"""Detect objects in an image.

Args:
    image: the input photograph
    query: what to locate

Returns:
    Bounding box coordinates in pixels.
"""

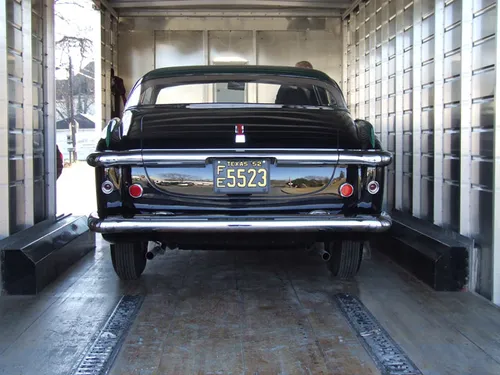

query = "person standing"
[111,68,127,119]
[275,61,320,105]
[56,145,63,180]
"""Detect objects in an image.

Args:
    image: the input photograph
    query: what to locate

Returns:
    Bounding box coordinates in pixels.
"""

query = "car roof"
[142,65,338,84]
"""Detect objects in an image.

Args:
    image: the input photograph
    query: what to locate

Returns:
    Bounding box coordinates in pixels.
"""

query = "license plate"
[214,159,270,194]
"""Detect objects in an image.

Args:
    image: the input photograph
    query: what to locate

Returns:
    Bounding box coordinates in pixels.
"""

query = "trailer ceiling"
[102,0,352,16]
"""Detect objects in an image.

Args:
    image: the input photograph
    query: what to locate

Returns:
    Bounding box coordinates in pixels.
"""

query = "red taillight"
[128,184,143,198]
[367,181,380,194]
[339,183,354,198]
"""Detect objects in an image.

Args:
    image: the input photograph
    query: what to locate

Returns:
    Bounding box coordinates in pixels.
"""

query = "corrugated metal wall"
[343,0,498,300]
[1,0,56,240]
[95,2,118,129]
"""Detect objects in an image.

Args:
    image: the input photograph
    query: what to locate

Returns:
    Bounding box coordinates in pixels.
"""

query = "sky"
[54,0,96,80]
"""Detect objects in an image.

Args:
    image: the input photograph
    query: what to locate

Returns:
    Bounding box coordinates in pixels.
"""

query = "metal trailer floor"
[1,236,500,375]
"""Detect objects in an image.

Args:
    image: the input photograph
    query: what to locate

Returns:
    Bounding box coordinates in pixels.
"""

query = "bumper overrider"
[88,212,392,233]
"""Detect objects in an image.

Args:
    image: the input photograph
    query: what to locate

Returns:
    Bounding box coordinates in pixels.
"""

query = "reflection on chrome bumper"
[88,212,392,233]
[87,149,393,167]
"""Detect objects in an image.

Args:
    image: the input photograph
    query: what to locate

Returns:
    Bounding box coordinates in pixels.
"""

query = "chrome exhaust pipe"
[316,243,331,262]
[146,242,167,260]
[319,249,331,262]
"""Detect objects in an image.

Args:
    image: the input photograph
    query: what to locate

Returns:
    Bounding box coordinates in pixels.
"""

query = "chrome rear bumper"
[88,212,392,233]
[87,149,393,167]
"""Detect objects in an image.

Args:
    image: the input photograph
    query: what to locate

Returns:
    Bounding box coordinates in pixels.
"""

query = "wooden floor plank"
[0,241,117,375]
[0,296,61,355]
[237,258,331,375]
[0,295,119,375]
[357,252,500,375]
[420,291,500,363]
[112,250,378,375]
[282,253,379,375]
[157,251,245,374]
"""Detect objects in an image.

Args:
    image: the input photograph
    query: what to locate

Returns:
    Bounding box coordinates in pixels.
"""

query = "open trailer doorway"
[54,0,100,216]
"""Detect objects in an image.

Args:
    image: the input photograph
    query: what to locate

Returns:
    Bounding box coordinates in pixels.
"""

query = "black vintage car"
[87,65,392,280]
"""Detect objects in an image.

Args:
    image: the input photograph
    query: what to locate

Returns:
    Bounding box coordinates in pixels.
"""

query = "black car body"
[87,65,392,280]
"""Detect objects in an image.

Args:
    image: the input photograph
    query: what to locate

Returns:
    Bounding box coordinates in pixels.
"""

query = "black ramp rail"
[0,215,95,294]
[73,295,144,375]
[335,293,423,375]
[373,210,470,291]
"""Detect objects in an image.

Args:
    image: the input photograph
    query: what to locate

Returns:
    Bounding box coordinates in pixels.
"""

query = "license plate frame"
[213,159,270,194]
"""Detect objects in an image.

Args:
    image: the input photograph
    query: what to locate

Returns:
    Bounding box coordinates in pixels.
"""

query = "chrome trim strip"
[87,149,393,167]
[87,212,392,233]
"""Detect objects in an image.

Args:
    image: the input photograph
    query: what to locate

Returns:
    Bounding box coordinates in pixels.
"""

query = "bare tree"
[54,0,94,163]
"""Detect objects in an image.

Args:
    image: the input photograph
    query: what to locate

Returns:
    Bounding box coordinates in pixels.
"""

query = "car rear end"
[88,68,392,243]
[87,66,393,280]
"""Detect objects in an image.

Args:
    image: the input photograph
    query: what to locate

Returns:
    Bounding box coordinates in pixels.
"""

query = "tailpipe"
[316,243,331,262]
[146,242,167,260]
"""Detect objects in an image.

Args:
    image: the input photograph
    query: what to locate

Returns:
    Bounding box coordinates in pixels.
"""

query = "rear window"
[125,76,346,109]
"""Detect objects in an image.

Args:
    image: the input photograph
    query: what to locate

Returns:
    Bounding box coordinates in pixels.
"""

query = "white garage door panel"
[117,19,344,105]
[256,30,342,82]
[118,31,155,95]
[209,30,254,65]
[155,30,204,68]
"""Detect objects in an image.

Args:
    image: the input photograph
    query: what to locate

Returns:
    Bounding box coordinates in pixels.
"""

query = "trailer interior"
[1,0,500,374]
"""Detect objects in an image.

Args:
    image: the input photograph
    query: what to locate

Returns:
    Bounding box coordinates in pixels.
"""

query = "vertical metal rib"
[0,0,9,237]
[394,0,405,210]
[44,0,57,219]
[335,293,423,375]
[250,29,258,102]
[433,0,445,226]
[358,2,366,120]
[342,18,349,94]
[412,0,422,218]
[492,0,500,305]
[22,0,35,228]
[380,1,390,211]
[368,3,376,128]
[93,6,103,131]
[102,10,111,123]
[349,14,356,111]
[459,0,473,237]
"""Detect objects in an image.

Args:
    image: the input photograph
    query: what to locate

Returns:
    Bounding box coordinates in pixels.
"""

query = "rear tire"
[326,240,364,279]
[110,242,148,280]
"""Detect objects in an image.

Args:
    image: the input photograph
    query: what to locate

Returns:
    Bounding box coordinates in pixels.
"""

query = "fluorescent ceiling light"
[212,56,248,64]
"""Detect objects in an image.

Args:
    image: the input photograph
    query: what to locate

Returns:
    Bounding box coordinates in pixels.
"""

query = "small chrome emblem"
[235,124,246,143]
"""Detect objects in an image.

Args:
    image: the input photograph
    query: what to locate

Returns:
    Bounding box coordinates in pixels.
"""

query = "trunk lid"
[132,107,358,205]
[135,107,359,149]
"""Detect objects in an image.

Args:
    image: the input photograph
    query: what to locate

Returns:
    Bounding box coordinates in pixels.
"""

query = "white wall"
[117,17,343,100]
[57,129,98,162]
